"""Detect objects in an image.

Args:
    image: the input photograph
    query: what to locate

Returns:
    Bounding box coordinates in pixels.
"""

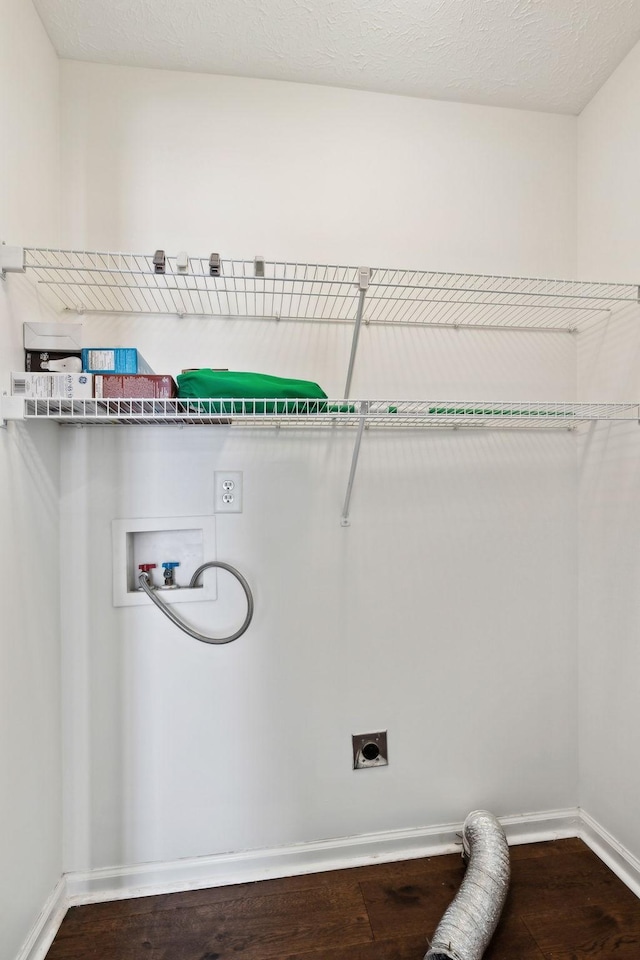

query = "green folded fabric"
[180,398,339,414]
[177,369,339,415]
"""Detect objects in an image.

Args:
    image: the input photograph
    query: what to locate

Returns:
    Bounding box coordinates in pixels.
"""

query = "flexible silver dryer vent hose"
[425,810,510,960]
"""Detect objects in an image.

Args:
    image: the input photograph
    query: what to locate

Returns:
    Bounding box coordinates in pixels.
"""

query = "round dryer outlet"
[352,731,388,769]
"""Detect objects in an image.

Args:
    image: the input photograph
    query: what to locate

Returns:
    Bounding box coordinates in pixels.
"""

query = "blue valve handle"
[162,562,180,569]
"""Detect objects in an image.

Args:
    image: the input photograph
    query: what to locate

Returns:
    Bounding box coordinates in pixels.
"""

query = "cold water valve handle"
[161,561,180,588]
[138,560,254,645]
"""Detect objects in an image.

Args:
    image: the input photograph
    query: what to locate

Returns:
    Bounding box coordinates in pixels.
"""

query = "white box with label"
[23,321,83,351]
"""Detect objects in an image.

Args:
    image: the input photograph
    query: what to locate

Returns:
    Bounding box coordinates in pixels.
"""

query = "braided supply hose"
[138,561,253,644]
[425,810,510,960]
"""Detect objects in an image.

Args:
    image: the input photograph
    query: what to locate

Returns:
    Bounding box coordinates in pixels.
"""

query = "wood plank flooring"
[45,838,640,960]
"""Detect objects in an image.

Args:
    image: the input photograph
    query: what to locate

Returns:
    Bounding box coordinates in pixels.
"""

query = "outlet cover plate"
[214,471,243,513]
[352,731,388,770]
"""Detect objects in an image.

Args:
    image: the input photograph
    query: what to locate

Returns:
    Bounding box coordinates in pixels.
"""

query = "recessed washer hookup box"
[94,375,177,399]
[81,348,154,375]
[11,372,93,398]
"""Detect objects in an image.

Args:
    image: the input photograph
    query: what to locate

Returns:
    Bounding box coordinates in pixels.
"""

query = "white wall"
[60,61,577,275]
[58,61,580,874]
[578,39,640,283]
[577,38,640,862]
[0,1,59,246]
[1,9,638,946]
[0,1,61,957]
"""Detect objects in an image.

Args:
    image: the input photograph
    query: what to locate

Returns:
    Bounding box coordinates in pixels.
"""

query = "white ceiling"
[33,0,640,115]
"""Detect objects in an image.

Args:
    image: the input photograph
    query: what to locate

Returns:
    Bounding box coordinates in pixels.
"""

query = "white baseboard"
[15,877,67,960]
[501,807,581,846]
[580,809,640,898]
[65,807,580,905]
[18,806,640,960]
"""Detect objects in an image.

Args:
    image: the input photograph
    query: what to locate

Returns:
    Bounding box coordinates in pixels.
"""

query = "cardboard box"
[94,375,177,399]
[11,372,93,399]
[23,321,83,351]
[82,348,153,375]
[25,350,82,372]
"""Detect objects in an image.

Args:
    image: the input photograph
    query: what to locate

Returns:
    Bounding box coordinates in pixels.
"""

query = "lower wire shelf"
[3,397,640,429]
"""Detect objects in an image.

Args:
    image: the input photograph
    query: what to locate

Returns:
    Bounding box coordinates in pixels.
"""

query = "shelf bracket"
[0,395,25,428]
[343,267,370,398]
[341,401,368,526]
[0,244,25,280]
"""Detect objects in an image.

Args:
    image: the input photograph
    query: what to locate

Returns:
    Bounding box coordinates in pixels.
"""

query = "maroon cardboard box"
[94,374,177,399]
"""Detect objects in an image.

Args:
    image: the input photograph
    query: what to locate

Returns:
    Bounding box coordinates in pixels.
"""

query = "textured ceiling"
[33,0,640,114]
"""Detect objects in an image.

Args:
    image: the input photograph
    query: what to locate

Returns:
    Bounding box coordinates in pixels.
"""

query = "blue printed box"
[81,348,153,375]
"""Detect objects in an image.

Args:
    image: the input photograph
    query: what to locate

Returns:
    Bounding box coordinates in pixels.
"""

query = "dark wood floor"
[45,838,640,959]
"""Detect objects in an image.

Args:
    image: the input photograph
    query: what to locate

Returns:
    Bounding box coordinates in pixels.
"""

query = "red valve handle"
[138,563,157,572]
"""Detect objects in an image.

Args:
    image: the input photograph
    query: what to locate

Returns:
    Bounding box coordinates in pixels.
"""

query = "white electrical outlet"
[214,471,243,513]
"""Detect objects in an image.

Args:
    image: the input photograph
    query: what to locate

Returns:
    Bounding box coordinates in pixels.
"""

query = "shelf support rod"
[343,267,370,398]
[341,401,369,526]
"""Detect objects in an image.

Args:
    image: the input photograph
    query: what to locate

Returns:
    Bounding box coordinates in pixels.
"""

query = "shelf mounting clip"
[153,249,166,274]
[0,244,25,280]
[0,395,25,428]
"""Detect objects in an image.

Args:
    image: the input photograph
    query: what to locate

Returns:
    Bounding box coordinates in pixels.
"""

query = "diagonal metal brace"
[341,400,369,526]
[343,267,370,398]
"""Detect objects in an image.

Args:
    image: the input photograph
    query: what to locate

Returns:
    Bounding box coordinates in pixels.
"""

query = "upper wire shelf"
[10,398,640,430]
[22,249,640,333]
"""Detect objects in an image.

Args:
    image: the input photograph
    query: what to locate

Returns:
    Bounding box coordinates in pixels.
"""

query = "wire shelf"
[14,398,640,429]
[23,249,640,332]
